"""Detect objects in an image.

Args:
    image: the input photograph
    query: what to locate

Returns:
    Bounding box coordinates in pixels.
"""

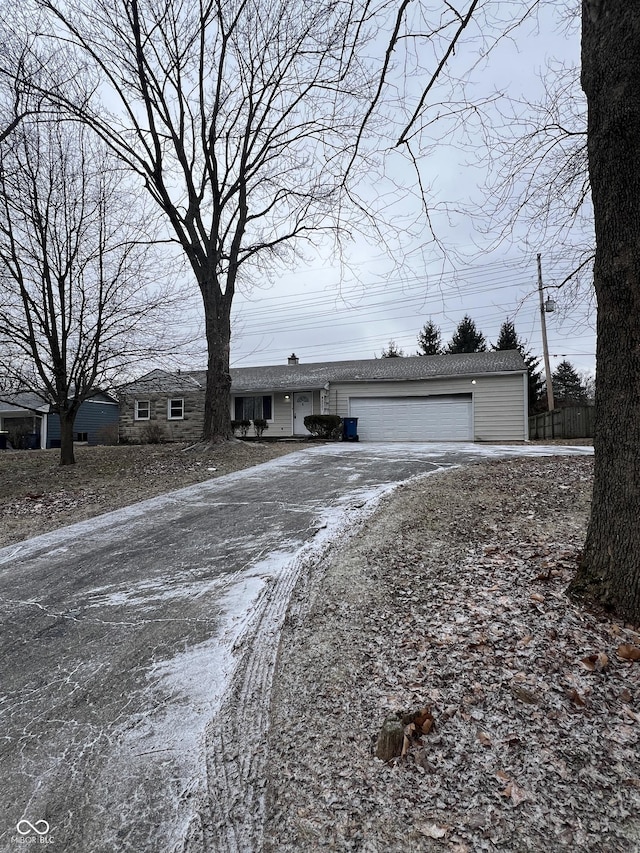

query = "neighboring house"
[0,392,49,449]
[0,391,119,449]
[118,350,528,443]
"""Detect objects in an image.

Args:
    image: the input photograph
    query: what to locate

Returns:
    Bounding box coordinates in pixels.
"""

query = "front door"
[293,392,313,435]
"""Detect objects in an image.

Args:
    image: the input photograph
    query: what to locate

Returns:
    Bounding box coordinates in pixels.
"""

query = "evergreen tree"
[493,319,520,351]
[493,319,545,412]
[380,339,405,358]
[417,319,443,355]
[552,360,587,406]
[446,315,487,354]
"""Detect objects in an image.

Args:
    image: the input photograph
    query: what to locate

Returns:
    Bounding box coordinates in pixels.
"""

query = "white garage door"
[349,396,473,441]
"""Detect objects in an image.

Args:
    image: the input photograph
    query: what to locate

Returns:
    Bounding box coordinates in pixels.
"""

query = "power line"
[225,254,596,366]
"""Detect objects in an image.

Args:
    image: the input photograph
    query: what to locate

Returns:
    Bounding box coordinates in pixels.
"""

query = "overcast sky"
[184,3,596,376]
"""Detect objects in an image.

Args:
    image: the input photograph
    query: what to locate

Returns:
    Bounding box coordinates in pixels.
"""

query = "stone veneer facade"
[118,389,205,444]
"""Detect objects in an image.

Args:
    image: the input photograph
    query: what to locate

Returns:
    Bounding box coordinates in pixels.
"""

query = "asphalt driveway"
[0,442,593,852]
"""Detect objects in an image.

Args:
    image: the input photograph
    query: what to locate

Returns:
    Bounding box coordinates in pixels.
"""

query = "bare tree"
[567,1,640,623]
[0,17,37,143]
[27,0,521,443]
[0,117,179,464]
[28,0,384,441]
[475,52,594,302]
[0,5,83,143]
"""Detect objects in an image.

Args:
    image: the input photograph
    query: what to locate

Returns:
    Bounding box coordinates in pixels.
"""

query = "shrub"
[303,414,342,439]
[140,422,167,444]
[253,418,268,437]
[95,423,119,446]
[231,419,251,437]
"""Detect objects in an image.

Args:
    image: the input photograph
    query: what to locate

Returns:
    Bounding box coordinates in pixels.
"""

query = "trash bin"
[342,417,359,442]
[0,432,7,450]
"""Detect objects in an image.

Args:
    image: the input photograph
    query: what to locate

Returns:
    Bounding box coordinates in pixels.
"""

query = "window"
[234,395,273,421]
[76,432,88,442]
[168,398,184,420]
[135,400,150,420]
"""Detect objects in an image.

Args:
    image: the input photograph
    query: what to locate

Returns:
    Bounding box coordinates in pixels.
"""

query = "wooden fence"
[528,406,594,440]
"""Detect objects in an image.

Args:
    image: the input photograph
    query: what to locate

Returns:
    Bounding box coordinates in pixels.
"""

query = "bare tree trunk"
[58,410,76,466]
[568,1,640,622]
[202,287,232,443]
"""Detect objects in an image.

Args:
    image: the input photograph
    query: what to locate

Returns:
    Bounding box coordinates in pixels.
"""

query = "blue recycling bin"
[342,417,359,442]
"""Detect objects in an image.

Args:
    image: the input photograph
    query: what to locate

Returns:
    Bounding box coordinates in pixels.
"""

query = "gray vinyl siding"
[263,393,292,437]
[332,373,526,442]
[472,373,527,441]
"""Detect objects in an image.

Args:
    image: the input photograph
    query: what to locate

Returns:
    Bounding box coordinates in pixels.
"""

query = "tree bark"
[58,410,76,466]
[568,1,640,622]
[202,285,233,443]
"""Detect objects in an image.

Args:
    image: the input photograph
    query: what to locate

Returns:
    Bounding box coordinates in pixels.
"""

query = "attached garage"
[330,351,528,442]
[349,395,473,442]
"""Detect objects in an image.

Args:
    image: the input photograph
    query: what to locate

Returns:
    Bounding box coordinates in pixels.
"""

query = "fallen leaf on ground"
[502,780,528,806]
[567,688,586,706]
[418,823,448,839]
[617,644,640,662]
[413,707,435,735]
[580,652,609,671]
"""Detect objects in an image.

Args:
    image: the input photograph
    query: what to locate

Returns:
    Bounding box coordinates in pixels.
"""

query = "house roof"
[118,368,205,394]
[0,388,118,413]
[0,392,50,414]
[229,351,526,392]
[121,351,526,396]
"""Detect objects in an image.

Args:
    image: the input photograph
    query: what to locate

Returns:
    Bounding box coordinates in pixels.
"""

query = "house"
[118,350,528,443]
[0,391,119,449]
[0,392,49,449]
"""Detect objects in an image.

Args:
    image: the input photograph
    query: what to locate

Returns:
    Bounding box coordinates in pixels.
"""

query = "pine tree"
[417,319,443,355]
[446,315,487,354]
[380,339,405,358]
[552,360,587,406]
[493,319,544,412]
[493,319,520,352]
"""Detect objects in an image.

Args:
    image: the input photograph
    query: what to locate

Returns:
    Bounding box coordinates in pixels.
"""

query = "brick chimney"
[287,353,299,365]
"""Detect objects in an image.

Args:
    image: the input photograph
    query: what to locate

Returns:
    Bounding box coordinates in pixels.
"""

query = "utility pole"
[537,253,555,412]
